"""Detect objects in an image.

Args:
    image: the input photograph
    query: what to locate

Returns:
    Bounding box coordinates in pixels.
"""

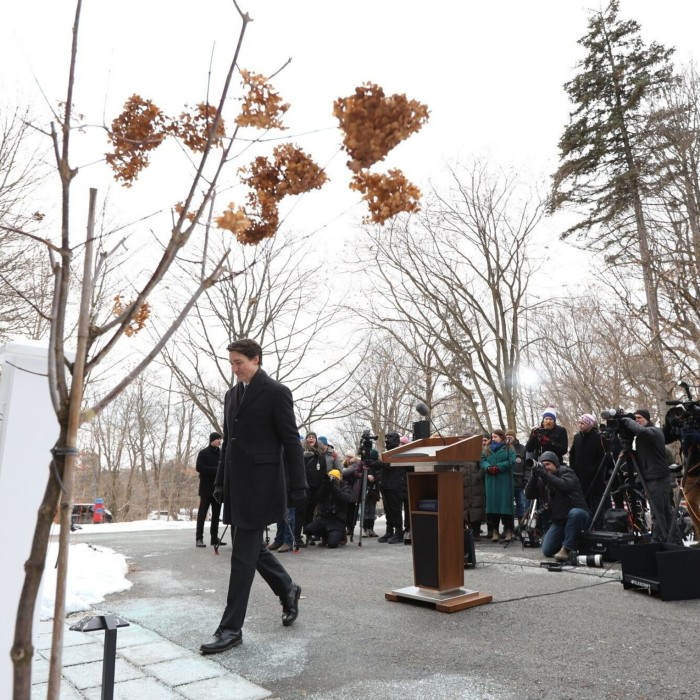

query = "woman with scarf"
[480,429,516,542]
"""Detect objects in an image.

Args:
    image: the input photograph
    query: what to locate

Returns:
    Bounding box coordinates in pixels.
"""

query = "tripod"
[588,445,651,539]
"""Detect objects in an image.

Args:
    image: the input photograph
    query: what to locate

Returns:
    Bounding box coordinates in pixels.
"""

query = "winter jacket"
[304,449,331,489]
[525,463,589,524]
[480,443,515,515]
[510,440,527,488]
[525,423,569,460]
[620,417,672,482]
[315,475,354,526]
[569,428,609,508]
[461,460,485,524]
[196,444,220,498]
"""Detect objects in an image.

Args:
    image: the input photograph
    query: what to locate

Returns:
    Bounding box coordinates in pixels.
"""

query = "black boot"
[387,530,403,544]
[211,536,227,547]
[378,527,394,543]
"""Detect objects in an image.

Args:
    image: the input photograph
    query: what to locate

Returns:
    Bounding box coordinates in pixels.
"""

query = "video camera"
[600,408,635,444]
[358,429,378,463]
[665,399,700,431]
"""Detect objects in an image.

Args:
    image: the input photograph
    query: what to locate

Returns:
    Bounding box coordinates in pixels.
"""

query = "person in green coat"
[480,429,516,542]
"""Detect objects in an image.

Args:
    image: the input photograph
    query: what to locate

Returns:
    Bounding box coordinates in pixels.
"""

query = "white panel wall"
[0,341,60,694]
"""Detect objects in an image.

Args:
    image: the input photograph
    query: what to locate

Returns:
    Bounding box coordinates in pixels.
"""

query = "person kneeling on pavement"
[524,451,591,562]
[303,469,354,548]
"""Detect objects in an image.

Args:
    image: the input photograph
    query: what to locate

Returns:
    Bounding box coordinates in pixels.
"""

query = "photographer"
[301,432,331,546]
[302,469,354,548]
[620,409,682,544]
[525,407,569,463]
[525,451,591,562]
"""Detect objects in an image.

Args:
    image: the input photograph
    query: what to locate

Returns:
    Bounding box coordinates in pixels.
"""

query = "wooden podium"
[382,436,492,613]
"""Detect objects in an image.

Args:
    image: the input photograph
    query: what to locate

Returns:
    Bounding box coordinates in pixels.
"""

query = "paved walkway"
[32,617,273,700]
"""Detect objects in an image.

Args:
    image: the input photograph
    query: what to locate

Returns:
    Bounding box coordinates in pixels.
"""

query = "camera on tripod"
[358,429,378,463]
[600,408,635,443]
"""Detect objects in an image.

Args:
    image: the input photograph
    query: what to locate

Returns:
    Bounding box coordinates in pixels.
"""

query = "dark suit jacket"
[215,368,306,528]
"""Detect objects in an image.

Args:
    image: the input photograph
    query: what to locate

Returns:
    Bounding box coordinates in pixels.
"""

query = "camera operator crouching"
[525,451,591,562]
[302,469,354,548]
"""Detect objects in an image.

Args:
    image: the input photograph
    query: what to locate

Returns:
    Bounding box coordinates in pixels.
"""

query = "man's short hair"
[227,338,262,365]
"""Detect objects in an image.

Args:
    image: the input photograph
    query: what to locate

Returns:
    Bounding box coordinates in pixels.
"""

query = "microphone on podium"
[416,401,446,444]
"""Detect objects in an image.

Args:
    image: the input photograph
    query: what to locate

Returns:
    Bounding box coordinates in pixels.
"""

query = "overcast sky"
[3,1,700,303]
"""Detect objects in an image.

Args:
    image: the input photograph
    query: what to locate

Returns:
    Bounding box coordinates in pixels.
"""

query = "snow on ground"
[41,520,195,620]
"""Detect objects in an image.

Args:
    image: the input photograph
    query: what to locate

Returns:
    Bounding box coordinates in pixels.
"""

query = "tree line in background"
[2,1,699,530]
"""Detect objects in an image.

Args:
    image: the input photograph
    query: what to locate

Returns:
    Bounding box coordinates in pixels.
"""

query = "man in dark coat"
[200,338,307,655]
[525,450,590,561]
[621,409,682,544]
[569,414,611,525]
[195,432,225,547]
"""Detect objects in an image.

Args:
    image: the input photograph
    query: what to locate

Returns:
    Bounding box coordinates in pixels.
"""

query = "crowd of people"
[195,397,691,567]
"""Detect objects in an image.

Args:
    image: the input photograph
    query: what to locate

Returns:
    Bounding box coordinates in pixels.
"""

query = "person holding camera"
[302,468,354,548]
[620,409,682,544]
[525,407,569,463]
[525,451,591,562]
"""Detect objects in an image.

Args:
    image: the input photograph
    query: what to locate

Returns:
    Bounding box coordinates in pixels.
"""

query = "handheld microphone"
[416,401,446,444]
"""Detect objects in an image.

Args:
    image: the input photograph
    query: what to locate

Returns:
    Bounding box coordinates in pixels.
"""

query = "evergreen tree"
[550,0,677,413]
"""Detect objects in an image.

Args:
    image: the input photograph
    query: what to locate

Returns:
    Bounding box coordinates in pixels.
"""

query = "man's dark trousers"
[196,494,222,542]
[218,526,293,630]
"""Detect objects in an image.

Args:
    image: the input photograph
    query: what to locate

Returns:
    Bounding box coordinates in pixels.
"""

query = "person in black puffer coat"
[378,431,406,543]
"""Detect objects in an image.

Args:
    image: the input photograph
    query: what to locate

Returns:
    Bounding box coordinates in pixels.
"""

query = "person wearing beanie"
[301,431,333,546]
[525,406,569,463]
[302,466,354,548]
[377,431,407,543]
[620,409,683,544]
[569,414,614,524]
[525,450,591,562]
[195,432,225,548]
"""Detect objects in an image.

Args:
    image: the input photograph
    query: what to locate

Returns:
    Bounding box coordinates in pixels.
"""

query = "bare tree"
[161,232,359,433]
[9,3,428,697]
[354,161,543,433]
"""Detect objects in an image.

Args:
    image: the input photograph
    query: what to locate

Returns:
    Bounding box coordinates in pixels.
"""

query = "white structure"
[0,341,60,694]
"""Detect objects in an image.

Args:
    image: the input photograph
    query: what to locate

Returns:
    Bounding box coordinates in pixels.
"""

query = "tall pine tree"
[550,0,677,414]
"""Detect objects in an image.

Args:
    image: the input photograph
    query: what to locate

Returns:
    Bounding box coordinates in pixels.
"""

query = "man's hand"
[290,489,306,510]
[213,485,224,504]
[531,463,547,479]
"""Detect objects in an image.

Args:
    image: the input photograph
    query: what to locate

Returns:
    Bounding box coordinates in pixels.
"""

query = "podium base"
[385,585,492,613]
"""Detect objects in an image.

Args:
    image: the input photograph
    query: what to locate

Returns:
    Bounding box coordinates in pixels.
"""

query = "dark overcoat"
[215,368,306,529]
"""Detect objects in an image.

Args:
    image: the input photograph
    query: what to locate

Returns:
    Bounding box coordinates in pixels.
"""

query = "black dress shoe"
[211,538,227,546]
[200,628,242,654]
[281,583,301,627]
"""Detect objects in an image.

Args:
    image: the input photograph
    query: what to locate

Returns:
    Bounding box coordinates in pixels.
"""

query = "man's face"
[634,414,649,427]
[229,350,260,384]
[212,438,222,447]
[542,460,557,473]
[542,417,555,430]
[578,421,593,434]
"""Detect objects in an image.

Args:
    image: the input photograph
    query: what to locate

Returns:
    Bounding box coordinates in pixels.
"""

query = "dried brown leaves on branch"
[106,76,428,243]
[333,82,429,173]
[106,95,169,186]
[170,103,225,152]
[334,82,428,224]
[235,69,289,130]
[217,144,328,244]
[351,169,422,224]
[112,294,151,336]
